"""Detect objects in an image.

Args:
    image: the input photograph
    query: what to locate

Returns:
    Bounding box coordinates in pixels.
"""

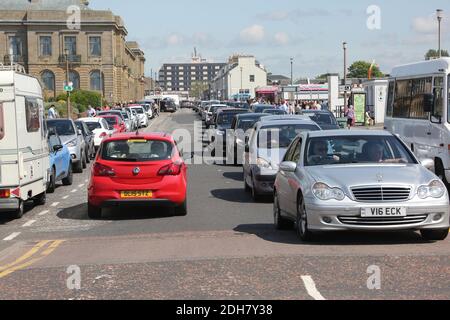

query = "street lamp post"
[343,42,348,113]
[290,58,293,86]
[64,48,71,119]
[437,9,443,58]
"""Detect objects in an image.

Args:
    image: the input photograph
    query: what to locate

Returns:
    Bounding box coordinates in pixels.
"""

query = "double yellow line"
[0,240,64,279]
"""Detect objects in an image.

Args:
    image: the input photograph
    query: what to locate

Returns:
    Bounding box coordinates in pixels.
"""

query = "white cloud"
[412,16,437,34]
[166,34,184,46]
[274,32,289,45]
[239,24,265,45]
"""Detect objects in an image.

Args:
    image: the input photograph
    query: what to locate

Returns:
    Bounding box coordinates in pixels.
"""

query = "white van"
[0,64,49,218]
[385,58,450,184]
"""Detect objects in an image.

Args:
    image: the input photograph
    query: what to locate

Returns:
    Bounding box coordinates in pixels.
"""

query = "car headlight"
[256,158,272,169]
[417,180,446,199]
[312,182,345,201]
[67,140,77,148]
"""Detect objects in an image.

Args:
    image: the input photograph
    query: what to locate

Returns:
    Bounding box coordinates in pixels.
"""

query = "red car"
[99,115,126,133]
[87,133,188,219]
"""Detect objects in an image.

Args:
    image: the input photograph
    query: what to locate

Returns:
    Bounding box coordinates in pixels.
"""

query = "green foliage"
[425,49,450,60]
[347,61,384,79]
[55,90,102,113]
[190,81,209,99]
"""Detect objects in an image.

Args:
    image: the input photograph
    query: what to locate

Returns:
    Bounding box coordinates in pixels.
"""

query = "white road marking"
[38,210,49,216]
[71,189,78,193]
[3,232,21,241]
[301,276,326,300]
[51,202,60,207]
[78,184,85,188]
[22,220,36,227]
[84,179,88,183]
[62,196,69,200]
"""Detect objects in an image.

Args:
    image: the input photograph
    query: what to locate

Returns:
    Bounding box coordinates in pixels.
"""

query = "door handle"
[427,132,432,136]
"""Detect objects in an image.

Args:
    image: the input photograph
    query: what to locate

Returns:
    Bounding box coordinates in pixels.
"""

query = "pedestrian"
[87,105,96,117]
[47,105,58,119]
[345,104,356,130]
[280,101,289,113]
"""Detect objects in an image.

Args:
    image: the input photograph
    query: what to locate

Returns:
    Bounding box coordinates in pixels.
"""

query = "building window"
[89,36,102,56]
[0,103,4,140]
[69,71,80,89]
[90,70,103,91]
[25,98,40,133]
[9,36,22,60]
[41,70,55,91]
[250,75,255,82]
[64,36,77,56]
[39,36,52,56]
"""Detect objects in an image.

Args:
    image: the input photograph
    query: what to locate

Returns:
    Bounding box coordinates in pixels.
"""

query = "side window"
[292,138,302,163]
[393,79,411,118]
[386,80,395,117]
[284,138,299,162]
[25,98,40,132]
[0,103,4,140]
[433,76,444,121]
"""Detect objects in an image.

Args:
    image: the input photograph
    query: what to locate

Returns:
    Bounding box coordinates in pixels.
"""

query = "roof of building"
[0,0,90,10]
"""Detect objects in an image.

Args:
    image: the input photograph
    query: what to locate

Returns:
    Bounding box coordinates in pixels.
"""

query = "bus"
[384,58,450,184]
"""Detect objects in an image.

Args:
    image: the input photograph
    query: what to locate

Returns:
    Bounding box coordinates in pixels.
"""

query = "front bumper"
[304,196,450,231]
[0,198,20,212]
[253,168,277,194]
[67,145,81,162]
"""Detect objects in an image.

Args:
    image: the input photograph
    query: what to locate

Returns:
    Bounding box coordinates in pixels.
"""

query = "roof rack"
[0,63,26,74]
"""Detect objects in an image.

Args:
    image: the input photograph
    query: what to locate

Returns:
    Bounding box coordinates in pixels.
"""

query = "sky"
[90,0,450,79]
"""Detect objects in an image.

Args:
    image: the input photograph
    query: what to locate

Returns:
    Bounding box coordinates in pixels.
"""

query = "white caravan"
[385,58,450,183]
[0,64,48,218]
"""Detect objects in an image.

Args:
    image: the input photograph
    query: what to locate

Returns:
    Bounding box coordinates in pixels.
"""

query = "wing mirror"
[77,129,83,136]
[279,161,297,173]
[421,158,434,171]
[53,145,63,152]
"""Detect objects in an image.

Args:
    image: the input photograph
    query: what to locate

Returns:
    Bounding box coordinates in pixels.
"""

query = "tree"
[425,49,450,60]
[347,61,384,79]
[190,81,209,99]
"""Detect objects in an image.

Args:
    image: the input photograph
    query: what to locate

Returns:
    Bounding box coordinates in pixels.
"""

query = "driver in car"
[111,142,130,159]
[308,140,340,165]
[149,141,169,159]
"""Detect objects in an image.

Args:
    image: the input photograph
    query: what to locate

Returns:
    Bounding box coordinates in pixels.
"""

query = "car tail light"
[93,163,116,177]
[0,189,10,198]
[158,162,183,176]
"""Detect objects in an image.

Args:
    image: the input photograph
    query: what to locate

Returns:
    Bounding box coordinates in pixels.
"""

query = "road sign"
[64,81,73,92]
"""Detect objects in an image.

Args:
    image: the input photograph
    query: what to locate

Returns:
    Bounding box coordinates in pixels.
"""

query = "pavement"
[0,109,448,300]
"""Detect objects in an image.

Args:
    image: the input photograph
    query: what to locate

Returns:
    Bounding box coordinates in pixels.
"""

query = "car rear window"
[101,139,174,162]
[258,124,320,149]
[0,103,4,140]
[47,120,75,136]
[132,108,144,114]
[85,122,101,131]
[103,117,118,125]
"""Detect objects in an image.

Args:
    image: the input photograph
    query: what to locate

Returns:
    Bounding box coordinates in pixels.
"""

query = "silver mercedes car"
[273,130,450,242]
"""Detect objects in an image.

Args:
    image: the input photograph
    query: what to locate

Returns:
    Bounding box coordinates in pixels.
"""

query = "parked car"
[88,133,189,219]
[252,104,277,113]
[226,113,269,165]
[99,115,126,133]
[273,130,450,242]
[181,100,195,109]
[75,120,96,162]
[209,108,249,157]
[243,118,321,201]
[128,105,149,128]
[0,67,48,218]
[141,104,153,119]
[160,99,177,113]
[124,108,139,131]
[97,110,125,122]
[204,104,229,128]
[46,128,73,193]
[78,117,113,151]
[121,111,132,132]
[47,119,86,173]
[299,110,340,130]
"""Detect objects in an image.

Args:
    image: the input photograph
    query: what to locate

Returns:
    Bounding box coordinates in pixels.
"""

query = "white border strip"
[3,232,21,241]
[301,275,326,300]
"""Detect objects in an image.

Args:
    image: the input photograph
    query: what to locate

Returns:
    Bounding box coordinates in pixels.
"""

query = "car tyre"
[86,148,91,164]
[274,192,292,230]
[62,164,73,186]
[88,202,102,219]
[73,160,83,173]
[296,196,315,242]
[34,192,46,206]
[12,200,24,219]
[244,171,251,193]
[174,200,187,216]
[420,229,449,241]
[47,167,56,193]
[82,151,87,169]
[251,175,262,201]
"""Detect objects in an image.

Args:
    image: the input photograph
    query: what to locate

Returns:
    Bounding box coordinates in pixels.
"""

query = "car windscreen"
[122,112,129,119]
[85,122,101,131]
[99,112,122,118]
[305,113,337,125]
[47,120,75,136]
[101,139,174,162]
[209,106,227,113]
[263,109,286,115]
[254,106,274,113]
[237,118,261,131]
[217,112,246,126]
[102,117,118,125]
[132,108,144,114]
[74,122,85,134]
[304,136,417,166]
[258,124,320,149]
